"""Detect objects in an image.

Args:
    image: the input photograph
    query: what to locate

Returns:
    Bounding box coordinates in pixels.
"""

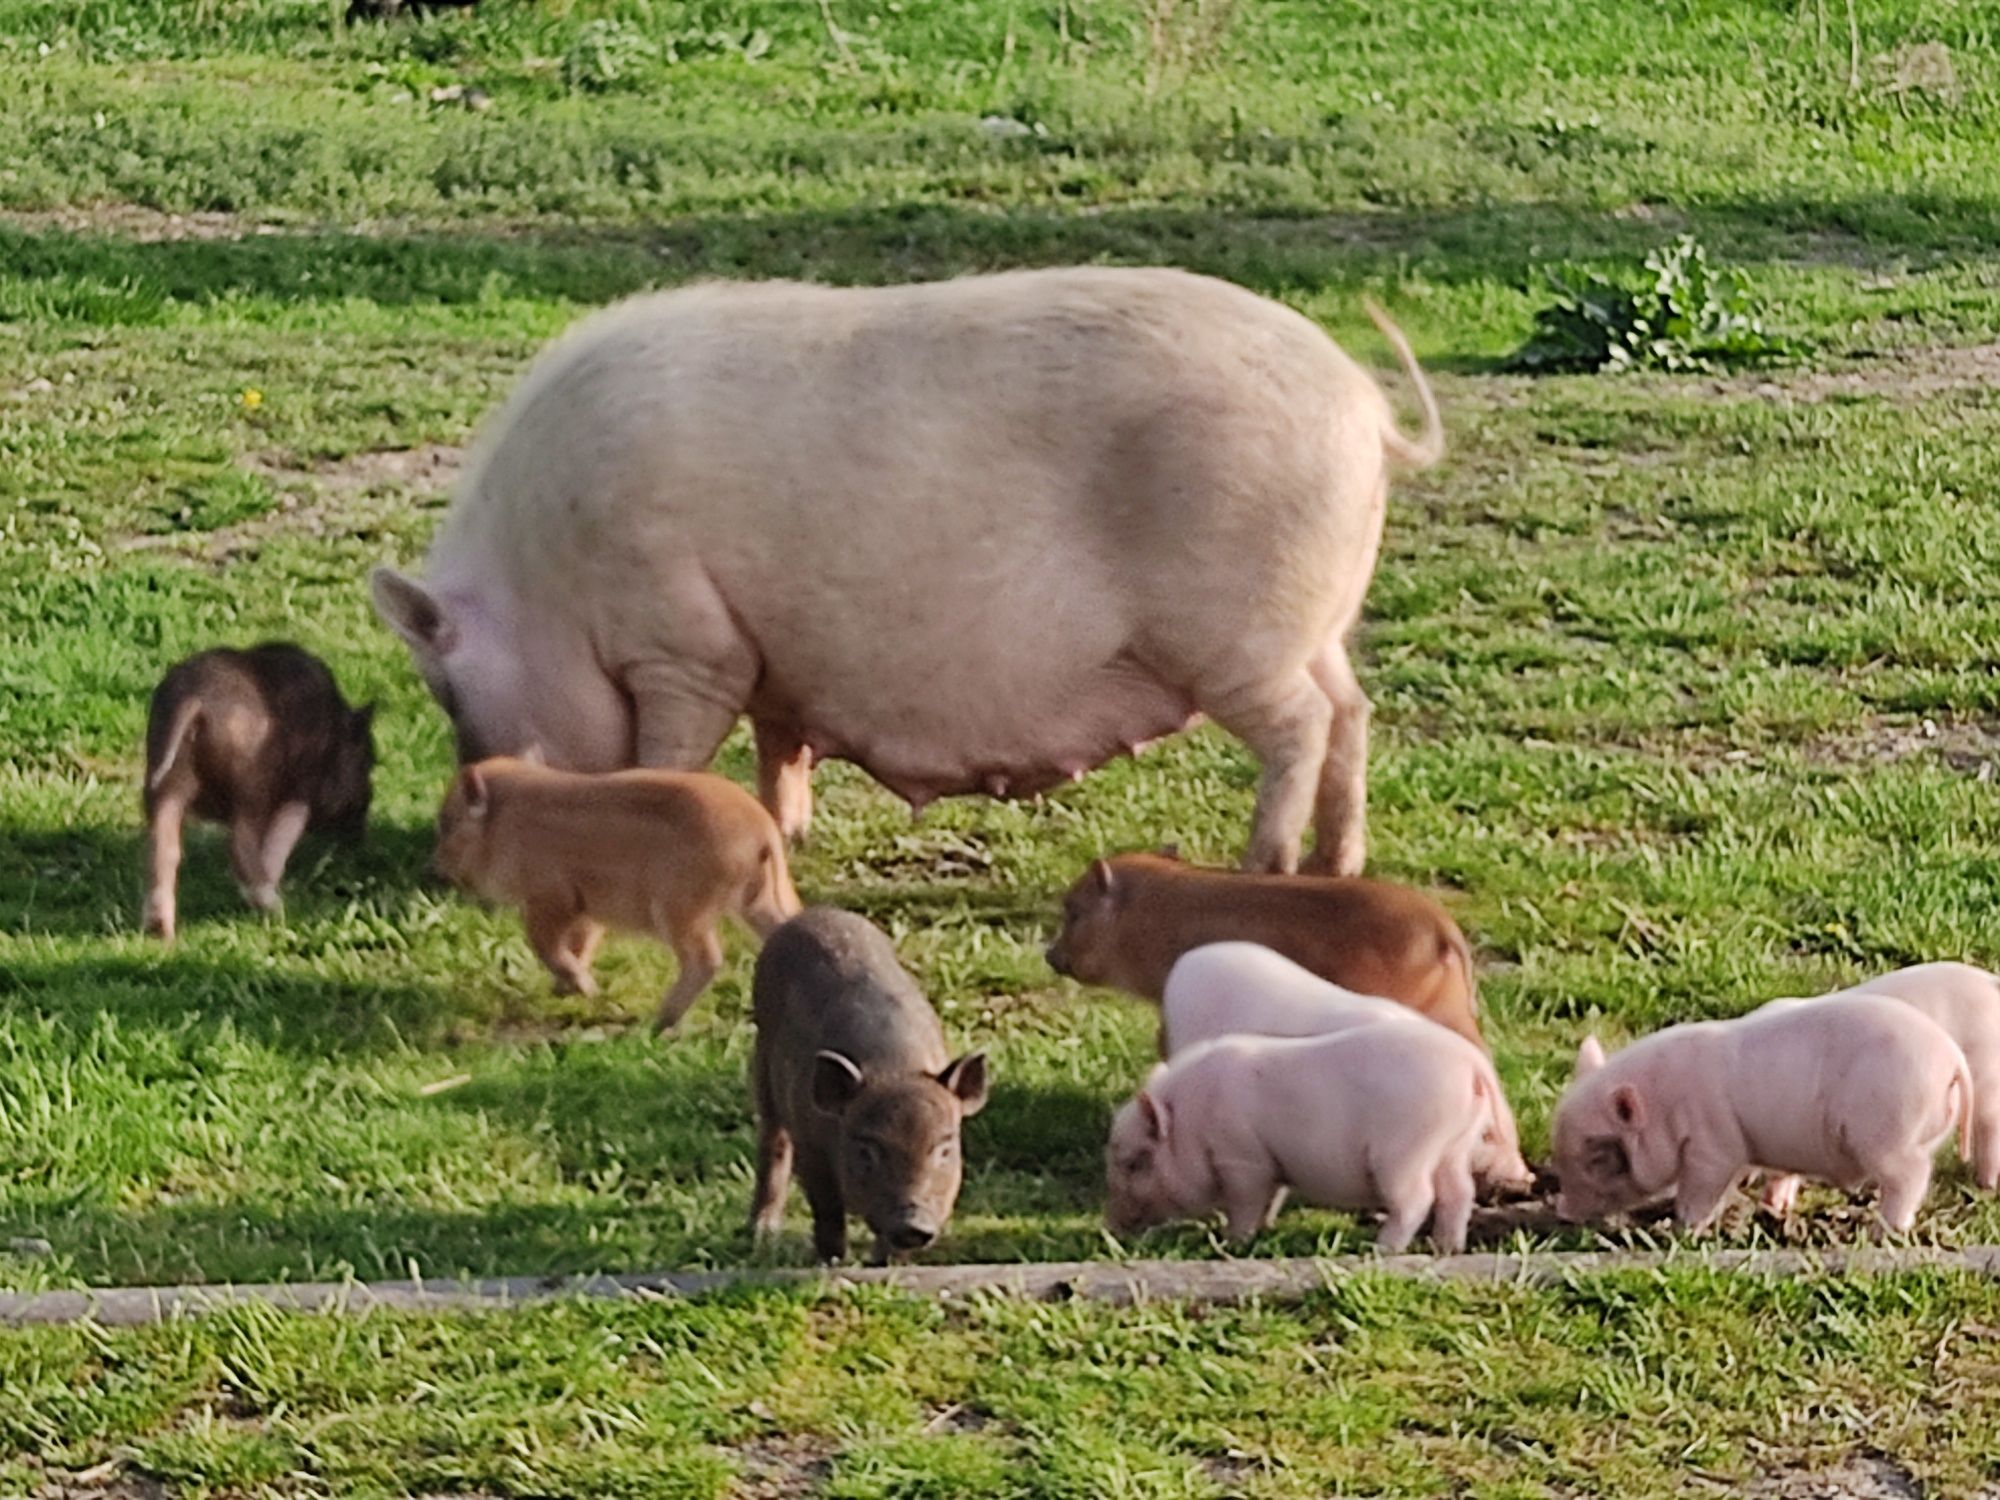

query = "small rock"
[8,1237,53,1258]
[977,115,1035,140]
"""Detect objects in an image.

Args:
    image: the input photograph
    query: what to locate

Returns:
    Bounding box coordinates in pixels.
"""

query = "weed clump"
[1509,235,1799,374]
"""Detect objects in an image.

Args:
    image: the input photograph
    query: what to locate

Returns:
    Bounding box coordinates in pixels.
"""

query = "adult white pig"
[369,267,1442,874]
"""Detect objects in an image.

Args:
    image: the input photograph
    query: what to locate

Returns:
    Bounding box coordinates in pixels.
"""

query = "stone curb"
[5,1245,2000,1327]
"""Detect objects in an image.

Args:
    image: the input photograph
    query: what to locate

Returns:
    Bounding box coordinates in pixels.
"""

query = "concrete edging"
[6,1245,2000,1327]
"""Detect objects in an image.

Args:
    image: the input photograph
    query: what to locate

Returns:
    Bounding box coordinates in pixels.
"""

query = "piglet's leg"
[653,918,724,1033]
[1221,1167,1282,1244]
[1672,1154,1742,1233]
[142,792,191,941]
[1875,1149,1936,1236]
[524,898,595,996]
[564,917,605,987]
[250,800,310,913]
[749,1116,793,1241]
[1371,1158,1437,1254]
[754,720,815,843]
[1759,1173,1803,1218]
[1975,1107,2000,1192]
[228,815,278,914]
[1429,1156,1476,1255]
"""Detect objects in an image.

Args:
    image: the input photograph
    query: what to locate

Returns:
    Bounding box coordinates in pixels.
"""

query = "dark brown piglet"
[141,644,374,941]
[749,908,988,1264]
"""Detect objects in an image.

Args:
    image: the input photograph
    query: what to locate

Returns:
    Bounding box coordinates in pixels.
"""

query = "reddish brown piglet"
[141,643,375,941]
[431,756,801,1031]
[1045,851,1484,1049]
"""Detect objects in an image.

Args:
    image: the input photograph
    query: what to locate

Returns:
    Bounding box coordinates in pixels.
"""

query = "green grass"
[5,0,2000,1491]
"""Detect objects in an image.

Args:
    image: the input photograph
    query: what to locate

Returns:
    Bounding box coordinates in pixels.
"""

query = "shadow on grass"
[2,819,441,940]
[3,191,1993,336]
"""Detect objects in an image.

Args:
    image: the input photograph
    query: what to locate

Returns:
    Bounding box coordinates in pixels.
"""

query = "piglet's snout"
[885,1211,939,1252]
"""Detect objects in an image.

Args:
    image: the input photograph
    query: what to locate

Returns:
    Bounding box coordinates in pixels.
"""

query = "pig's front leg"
[748,1118,793,1241]
[228,813,281,914]
[794,1143,848,1263]
[524,897,596,996]
[1759,1172,1803,1219]
[1672,1151,1743,1233]
[754,720,815,843]
[1220,1165,1282,1244]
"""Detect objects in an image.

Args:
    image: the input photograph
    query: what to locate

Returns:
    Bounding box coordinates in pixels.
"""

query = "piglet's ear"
[462,765,490,819]
[938,1051,989,1117]
[1088,859,1115,898]
[1137,1089,1168,1143]
[812,1051,865,1116]
[1575,1035,1607,1077]
[1610,1082,1644,1129]
[370,567,453,654]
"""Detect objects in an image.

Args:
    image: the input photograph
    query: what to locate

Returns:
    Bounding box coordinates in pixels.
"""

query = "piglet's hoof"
[244,884,282,915]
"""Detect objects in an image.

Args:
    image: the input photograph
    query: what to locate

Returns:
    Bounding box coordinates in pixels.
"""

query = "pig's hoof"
[552,973,598,999]
[141,904,175,942]
[244,884,282,915]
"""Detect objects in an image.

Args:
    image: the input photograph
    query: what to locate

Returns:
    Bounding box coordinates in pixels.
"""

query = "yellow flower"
[239,388,264,410]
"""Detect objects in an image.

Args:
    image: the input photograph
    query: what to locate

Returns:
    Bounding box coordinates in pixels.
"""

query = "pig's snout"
[879,1204,941,1253]
[1045,941,1070,976]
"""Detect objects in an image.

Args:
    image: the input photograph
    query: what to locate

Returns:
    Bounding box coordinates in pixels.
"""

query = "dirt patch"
[1739,1454,1924,1498]
[1805,717,2000,779]
[1696,343,2000,405]
[730,1435,835,1499]
[0,204,287,242]
[32,1464,167,1500]
[123,443,462,563]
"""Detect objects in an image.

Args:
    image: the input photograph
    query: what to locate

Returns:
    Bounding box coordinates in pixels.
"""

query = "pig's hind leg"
[1371,1160,1438,1254]
[1302,641,1371,877]
[652,912,724,1033]
[1428,1154,1476,1254]
[754,720,815,843]
[1873,1147,1937,1236]
[1203,673,1332,875]
[141,790,192,941]
[1974,1100,2000,1192]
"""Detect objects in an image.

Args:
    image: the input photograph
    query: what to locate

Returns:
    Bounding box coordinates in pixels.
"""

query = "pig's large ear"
[1575,1036,1607,1077]
[1088,859,1115,899]
[1609,1082,1645,1129]
[461,765,491,819]
[370,567,454,655]
[1137,1088,1168,1142]
[812,1051,865,1116]
[938,1051,989,1118]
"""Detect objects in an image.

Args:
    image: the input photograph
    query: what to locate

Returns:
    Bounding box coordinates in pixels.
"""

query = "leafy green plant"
[1509,235,1799,373]
[560,19,661,93]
